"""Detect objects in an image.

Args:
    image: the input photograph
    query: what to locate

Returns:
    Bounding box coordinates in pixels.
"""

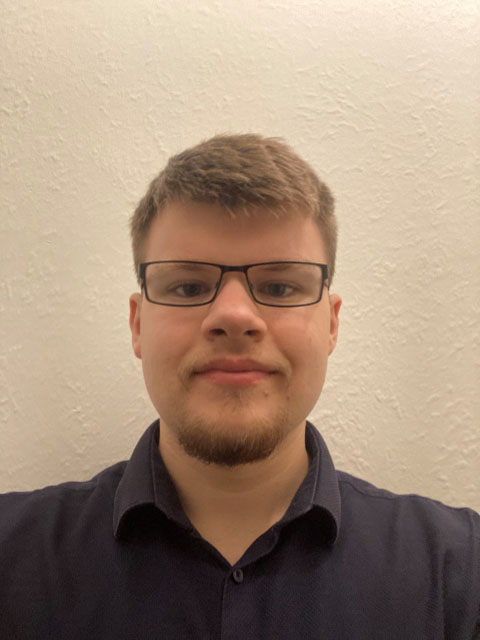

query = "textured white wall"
[1,0,479,511]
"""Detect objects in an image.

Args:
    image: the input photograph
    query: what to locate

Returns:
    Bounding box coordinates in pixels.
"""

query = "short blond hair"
[130,134,337,283]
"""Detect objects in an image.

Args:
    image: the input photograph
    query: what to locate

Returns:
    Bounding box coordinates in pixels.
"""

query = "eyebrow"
[255,263,301,271]
[155,262,215,273]
[149,260,314,273]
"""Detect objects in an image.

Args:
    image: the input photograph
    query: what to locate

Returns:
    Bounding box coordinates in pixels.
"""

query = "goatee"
[169,404,292,467]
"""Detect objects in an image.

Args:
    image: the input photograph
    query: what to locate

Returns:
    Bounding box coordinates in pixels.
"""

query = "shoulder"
[331,472,480,634]
[0,461,127,544]
[336,470,480,584]
[336,469,480,532]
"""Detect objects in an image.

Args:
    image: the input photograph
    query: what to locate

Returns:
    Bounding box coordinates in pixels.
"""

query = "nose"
[200,274,267,342]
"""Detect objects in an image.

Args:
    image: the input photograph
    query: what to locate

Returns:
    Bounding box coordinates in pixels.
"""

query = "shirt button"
[232,569,244,584]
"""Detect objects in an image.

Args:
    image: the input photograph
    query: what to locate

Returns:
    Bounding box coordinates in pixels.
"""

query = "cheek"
[279,313,329,359]
[298,337,328,377]
[140,311,203,379]
[140,318,181,373]
[282,322,330,388]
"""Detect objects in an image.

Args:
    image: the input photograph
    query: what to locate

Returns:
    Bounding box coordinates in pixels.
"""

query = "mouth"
[194,358,276,386]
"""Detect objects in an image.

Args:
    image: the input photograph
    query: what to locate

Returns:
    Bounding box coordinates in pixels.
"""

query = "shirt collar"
[113,420,341,545]
[284,421,341,544]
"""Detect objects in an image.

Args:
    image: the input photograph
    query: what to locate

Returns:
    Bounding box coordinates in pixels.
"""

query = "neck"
[158,421,309,563]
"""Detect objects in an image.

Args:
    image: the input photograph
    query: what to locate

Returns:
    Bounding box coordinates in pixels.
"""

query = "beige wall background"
[1,0,479,511]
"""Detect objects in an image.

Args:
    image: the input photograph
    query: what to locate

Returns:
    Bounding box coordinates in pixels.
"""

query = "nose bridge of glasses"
[216,265,254,299]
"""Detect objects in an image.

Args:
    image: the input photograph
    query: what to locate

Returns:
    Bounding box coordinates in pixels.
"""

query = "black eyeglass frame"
[138,260,329,308]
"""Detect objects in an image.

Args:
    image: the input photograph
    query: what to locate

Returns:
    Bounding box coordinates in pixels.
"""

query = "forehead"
[144,201,327,264]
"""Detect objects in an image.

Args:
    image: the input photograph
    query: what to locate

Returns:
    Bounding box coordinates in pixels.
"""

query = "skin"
[129,201,341,564]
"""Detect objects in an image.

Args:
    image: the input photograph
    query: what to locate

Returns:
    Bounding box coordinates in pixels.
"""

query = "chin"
[164,404,293,466]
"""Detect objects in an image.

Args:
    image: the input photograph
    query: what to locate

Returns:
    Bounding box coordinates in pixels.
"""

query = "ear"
[327,293,342,356]
[129,293,143,359]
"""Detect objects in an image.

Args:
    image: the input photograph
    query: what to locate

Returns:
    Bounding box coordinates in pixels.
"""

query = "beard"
[164,390,293,467]
[150,349,297,466]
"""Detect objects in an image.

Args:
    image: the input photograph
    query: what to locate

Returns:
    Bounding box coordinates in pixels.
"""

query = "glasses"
[138,261,329,308]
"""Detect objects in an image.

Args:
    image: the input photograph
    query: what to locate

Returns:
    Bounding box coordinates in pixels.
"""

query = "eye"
[169,281,212,298]
[260,282,296,298]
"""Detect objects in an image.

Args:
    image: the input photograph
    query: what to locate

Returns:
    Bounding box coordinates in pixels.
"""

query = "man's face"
[129,201,341,466]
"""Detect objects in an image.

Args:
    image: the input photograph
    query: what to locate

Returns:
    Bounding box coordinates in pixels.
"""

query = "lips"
[194,358,275,386]
[195,358,275,374]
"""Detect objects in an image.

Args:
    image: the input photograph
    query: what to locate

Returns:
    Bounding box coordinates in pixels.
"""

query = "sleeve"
[472,522,480,640]
[473,618,480,640]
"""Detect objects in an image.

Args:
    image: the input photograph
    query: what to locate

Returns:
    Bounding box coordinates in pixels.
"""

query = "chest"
[3,527,473,640]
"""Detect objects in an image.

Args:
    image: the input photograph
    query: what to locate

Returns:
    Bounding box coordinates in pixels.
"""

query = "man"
[0,134,479,639]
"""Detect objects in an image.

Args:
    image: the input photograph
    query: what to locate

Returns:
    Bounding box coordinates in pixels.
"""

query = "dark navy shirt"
[0,421,479,639]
